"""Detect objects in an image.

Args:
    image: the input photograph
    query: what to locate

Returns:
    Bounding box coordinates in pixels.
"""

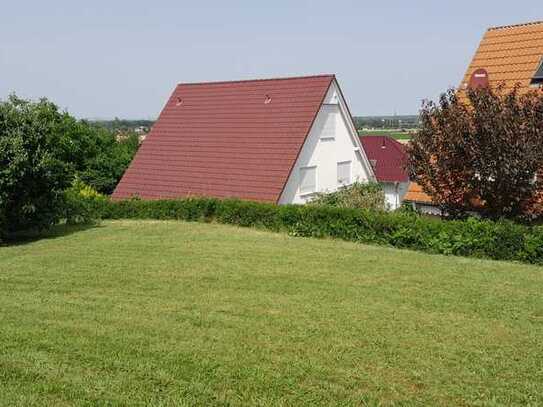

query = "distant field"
[1,220,542,406]
[358,129,415,141]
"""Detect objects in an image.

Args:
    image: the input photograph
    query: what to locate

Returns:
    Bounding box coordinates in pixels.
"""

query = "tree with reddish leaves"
[407,85,543,219]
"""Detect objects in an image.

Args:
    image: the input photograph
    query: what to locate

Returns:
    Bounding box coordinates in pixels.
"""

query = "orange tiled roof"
[404,182,433,204]
[460,20,543,92]
[407,21,543,207]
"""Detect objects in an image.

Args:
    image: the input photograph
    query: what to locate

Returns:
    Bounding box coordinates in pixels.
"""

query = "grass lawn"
[1,220,542,406]
[358,130,413,140]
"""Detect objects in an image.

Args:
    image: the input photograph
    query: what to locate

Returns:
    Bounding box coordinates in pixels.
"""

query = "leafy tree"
[0,96,73,237]
[79,132,140,194]
[0,95,141,238]
[407,86,543,219]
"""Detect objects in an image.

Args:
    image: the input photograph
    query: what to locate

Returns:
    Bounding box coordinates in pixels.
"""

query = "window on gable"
[320,105,338,140]
[531,58,543,86]
[337,161,351,186]
[299,166,317,194]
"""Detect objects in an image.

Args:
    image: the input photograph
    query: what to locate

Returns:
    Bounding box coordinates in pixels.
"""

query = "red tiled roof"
[112,75,335,202]
[359,136,409,182]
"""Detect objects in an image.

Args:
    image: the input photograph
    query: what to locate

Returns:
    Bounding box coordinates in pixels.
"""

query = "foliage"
[407,86,543,219]
[63,178,107,225]
[50,114,139,194]
[77,130,139,194]
[308,182,386,211]
[75,195,543,264]
[89,118,154,132]
[353,115,420,130]
[0,94,140,238]
[0,95,73,238]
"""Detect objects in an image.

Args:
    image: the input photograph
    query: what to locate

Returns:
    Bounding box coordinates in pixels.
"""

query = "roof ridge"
[488,20,543,31]
[178,74,335,87]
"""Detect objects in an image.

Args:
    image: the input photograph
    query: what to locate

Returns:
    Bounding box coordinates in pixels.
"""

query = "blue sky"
[1,1,541,118]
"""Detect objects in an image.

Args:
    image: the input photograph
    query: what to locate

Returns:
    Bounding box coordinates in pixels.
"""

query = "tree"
[0,95,141,238]
[79,132,140,194]
[407,86,543,219]
[0,96,73,237]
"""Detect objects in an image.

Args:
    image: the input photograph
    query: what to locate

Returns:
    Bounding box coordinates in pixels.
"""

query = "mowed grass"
[1,220,542,406]
[359,130,413,140]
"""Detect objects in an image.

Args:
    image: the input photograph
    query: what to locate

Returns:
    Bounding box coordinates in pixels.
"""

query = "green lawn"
[1,220,542,406]
[358,130,413,140]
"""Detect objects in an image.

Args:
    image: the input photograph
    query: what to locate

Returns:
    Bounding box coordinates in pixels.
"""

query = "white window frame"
[299,166,317,195]
[337,161,351,186]
[319,104,338,141]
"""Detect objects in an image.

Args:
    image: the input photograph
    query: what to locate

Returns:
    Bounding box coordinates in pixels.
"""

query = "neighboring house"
[460,20,543,93]
[404,182,443,216]
[113,75,375,203]
[359,136,409,210]
[405,20,543,214]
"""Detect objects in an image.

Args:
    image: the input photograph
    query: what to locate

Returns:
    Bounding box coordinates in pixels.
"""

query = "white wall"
[412,202,443,217]
[278,80,374,204]
[383,181,409,210]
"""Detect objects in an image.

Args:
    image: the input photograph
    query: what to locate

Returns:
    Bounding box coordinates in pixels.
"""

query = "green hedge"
[84,197,543,265]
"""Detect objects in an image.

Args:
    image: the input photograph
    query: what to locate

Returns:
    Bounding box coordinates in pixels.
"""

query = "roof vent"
[468,68,490,89]
[264,95,272,104]
[530,59,543,87]
[175,97,183,106]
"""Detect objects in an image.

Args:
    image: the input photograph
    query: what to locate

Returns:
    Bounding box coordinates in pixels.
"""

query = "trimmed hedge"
[85,197,543,265]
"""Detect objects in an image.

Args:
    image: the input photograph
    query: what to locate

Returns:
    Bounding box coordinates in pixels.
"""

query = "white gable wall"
[278,80,375,204]
[382,181,409,210]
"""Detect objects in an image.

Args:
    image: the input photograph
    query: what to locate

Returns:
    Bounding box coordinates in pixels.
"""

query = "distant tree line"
[90,118,155,133]
[353,115,420,130]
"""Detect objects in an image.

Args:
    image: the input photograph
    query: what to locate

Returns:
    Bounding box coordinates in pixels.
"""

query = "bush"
[0,96,73,239]
[63,179,108,225]
[88,196,543,265]
[308,182,386,210]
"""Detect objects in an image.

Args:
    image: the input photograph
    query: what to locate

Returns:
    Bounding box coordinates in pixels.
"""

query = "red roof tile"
[359,136,409,182]
[112,75,335,202]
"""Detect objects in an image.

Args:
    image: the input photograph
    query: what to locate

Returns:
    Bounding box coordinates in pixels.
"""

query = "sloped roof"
[404,182,433,204]
[359,136,408,182]
[408,20,543,207]
[460,20,543,92]
[112,75,335,202]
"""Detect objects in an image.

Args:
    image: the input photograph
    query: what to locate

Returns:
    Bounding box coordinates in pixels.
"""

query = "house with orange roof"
[405,20,543,214]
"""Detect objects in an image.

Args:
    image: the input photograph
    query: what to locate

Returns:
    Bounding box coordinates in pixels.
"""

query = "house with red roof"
[113,75,375,203]
[359,136,409,210]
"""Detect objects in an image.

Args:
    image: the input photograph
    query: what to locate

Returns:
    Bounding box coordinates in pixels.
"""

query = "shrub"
[63,179,108,225]
[309,182,386,211]
[93,197,543,264]
[0,96,73,239]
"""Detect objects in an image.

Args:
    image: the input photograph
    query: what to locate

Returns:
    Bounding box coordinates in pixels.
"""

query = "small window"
[299,166,317,194]
[337,161,351,186]
[320,105,338,140]
[531,58,543,86]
